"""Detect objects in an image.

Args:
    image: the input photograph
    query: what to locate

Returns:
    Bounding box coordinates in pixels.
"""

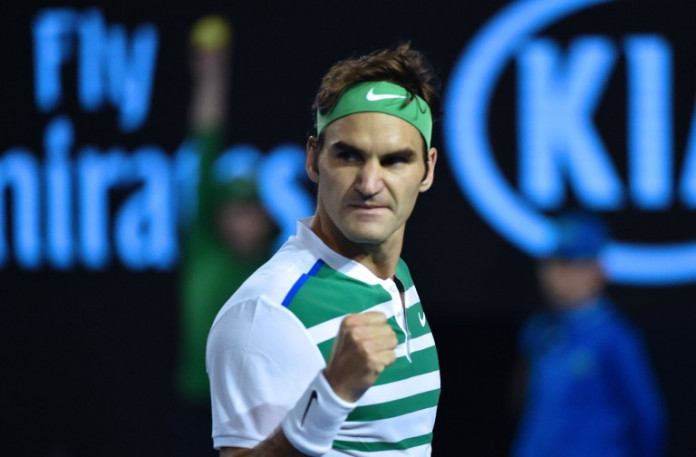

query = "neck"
[310,213,403,280]
[552,293,603,312]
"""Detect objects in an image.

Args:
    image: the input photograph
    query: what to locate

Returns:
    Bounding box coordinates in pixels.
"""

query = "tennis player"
[206,43,441,456]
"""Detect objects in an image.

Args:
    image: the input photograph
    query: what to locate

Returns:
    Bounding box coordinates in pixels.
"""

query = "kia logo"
[445,0,696,285]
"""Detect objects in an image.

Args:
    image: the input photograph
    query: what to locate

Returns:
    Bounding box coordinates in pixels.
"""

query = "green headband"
[316,81,433,148]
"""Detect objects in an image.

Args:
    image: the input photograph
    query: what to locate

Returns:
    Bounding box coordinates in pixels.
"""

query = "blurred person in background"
[172,16,276,456]
[511,211,666,457]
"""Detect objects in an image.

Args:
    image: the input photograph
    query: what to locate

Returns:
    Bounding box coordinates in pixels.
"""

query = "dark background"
[3,0,696,456]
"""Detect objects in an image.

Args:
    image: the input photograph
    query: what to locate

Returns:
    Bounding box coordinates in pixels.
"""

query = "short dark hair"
[311,43,441,174]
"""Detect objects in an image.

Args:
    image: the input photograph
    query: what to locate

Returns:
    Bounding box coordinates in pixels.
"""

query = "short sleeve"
[206,296,326,450]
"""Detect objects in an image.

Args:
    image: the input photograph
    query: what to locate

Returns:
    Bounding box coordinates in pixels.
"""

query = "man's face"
[215,201,273,257]
[538,258,605,309]
[307,112,436,249]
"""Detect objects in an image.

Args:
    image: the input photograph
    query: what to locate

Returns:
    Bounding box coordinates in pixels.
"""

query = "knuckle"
[364,311,385,322]
[348,326,366,342]
[342,314,358,327]
[373,312,387,323]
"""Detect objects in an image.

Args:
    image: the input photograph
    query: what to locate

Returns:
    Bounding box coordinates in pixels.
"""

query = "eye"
[336,149,362,162]
[381,154,411,166]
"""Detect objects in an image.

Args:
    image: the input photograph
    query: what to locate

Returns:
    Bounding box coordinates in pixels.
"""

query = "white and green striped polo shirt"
[207,218,440,455]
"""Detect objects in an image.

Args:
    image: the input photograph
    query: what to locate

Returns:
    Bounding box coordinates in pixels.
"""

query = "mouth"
[347,203,389,214]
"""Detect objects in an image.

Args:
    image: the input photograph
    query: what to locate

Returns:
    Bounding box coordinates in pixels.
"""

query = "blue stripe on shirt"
[281,259,325,308]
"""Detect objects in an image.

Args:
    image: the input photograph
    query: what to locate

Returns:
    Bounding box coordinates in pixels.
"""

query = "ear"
[306,136,320,184]
[419,147,437,192]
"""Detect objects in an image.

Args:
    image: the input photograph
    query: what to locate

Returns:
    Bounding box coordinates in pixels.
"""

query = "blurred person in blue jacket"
[512,211,666,457]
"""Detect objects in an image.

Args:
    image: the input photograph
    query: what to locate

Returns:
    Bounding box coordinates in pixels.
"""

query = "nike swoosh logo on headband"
[366,87,407,102]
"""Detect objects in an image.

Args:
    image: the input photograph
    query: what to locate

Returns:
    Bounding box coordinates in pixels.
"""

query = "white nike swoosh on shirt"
[418,312,427,327]
[366,88,407,101]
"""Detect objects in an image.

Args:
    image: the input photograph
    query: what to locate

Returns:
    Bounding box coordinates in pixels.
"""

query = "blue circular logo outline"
[444,0,696,285]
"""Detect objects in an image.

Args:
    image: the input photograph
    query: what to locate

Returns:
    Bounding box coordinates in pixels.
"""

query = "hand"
[189,16,232,129]
[323,312,398,403]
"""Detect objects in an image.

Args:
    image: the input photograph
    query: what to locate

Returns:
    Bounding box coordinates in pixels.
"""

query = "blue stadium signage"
[0,8,313,270]
[445,0,696,285]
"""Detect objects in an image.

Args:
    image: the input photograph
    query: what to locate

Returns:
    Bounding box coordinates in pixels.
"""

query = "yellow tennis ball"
[190,16,233,50]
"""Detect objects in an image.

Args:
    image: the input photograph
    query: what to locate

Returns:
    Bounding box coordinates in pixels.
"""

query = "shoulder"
[214,240,321,319]
[207,240,325,357]
[593,303,643,342]
[596,305,649,356]
[207,296,317,362]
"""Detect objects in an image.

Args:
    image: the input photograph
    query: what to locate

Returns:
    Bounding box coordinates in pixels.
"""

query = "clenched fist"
[323,312,398,403]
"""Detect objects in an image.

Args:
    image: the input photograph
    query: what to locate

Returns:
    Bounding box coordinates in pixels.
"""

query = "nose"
[354,160,384,198]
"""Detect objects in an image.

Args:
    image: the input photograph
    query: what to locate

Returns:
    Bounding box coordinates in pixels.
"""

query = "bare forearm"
[190,65,228,130]
[220,428,307,457]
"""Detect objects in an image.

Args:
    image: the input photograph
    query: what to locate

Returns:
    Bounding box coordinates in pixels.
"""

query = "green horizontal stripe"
[333,432,432,452]
[290,266,391,328]
[347,388,440,421]
[375,345,439,386]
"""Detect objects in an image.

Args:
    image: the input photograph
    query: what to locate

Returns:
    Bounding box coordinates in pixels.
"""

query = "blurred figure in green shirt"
[172,15,276,456]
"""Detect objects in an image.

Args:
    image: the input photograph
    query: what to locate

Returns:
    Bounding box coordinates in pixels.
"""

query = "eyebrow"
[330,141,363,155]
